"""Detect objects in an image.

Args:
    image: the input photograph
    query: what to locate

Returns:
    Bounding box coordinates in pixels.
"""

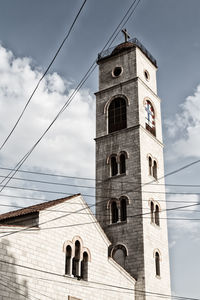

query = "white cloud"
[167,194,200,241]
[165,85,200,158]
[0,44,95,213]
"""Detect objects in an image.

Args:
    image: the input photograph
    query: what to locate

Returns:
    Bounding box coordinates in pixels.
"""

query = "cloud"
[167,193,200,241]
[0,44,95,213]
[165,85,200,159]
[0,44,95,174]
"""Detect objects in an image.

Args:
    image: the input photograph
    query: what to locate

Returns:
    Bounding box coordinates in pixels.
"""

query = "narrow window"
[111,156,118,176]
[145,100,156,136]
[155,205,160,226]
[81,252,88,281]
[120,153,126,174]
[149,156,152,176]
[111,201,119,223]
[155,252,161,277]
[150,201,154,223]
[153,160,157,180]
[72,241,81,277]
[108,98,127,133]
[120,198,127,221]
[65,245,72,275]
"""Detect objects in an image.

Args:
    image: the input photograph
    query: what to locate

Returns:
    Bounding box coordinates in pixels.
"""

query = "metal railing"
[97,38,157,67]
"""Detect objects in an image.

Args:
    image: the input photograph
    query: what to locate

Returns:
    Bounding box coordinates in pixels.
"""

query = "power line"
[1,201,200,215]
[1,217,200,235]
[0,0,141,196]
[1,182,200,199]
[0,191,197,204]
[1,172,200,192]
[0,260,199,300]
[0,195,200,237]
[0,278,32,300]
[0,0,87,152]
[0,272,55,300]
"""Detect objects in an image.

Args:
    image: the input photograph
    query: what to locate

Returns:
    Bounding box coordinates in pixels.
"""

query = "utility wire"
[0,201,200,216]
[0,191,197,204]
[0,0,141,195]
[1,172,200,192]
[0,278,33,300]
[0,260,199,300]
[1,193,200,238]
[0,0,87,151]
[0,272,55,300]
[1,182,200,198]
[1,166,200,189]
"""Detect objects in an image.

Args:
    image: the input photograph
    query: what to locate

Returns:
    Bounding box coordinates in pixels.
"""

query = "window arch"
[111,201,119,223]
[153,160,157,180]
[72,240,81,278]
[119,153,126,174]
[147,155,158,180]
[81,251,89,281]
[150,201,154,223]
[111,156,118,176]
[155,251,161,277]
[149,156,152,176]
[63,238,90,281]
[65,245,72,275]
[120,198,127,222]
[145,100,156,136]
[155,205,160,226]
[150,201,160,227]
[108,97,127,133]
[111,244,128,268]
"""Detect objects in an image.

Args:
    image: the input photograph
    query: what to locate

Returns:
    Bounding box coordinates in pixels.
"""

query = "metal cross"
[122,28,130,42]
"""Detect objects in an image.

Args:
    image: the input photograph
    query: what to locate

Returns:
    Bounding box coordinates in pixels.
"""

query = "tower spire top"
[121,28,130,42]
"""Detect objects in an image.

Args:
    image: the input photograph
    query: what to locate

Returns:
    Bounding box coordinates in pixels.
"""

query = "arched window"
[108,98,127,133]
[145,100,156,136]
[150,201,154,223]
[155,251,161,277]
[120,198,127,221]
[155,205,160,226]
[119,153,126,174]
[72,241,81,277]
[111,156,118,176]
[112,245,127,268]
[153,160,157,180]
[81,252,88,281]
[111,201,119,223]
[149,156,152,176]
[65,245,72,275]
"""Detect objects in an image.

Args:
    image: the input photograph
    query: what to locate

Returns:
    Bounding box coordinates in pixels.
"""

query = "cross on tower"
[122,28,130,42]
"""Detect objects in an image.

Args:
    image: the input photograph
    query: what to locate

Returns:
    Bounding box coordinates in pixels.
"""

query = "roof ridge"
[0,193,80,222]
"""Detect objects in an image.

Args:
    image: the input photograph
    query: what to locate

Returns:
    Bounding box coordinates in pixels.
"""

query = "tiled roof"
[0,194,80,222]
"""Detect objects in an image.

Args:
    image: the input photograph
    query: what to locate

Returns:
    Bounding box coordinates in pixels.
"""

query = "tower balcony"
[97,38,157,68]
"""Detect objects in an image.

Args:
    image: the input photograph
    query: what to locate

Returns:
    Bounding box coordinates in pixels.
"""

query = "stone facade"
[0,195,135,300]
[95,42,171,299]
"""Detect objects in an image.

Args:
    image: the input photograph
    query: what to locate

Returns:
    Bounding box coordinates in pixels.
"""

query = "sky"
[0,0,200,298]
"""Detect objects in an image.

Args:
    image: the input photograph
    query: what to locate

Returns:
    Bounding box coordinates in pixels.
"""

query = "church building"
[0,34,171,299]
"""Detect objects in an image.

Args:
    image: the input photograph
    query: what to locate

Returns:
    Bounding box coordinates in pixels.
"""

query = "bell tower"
[95,35,171,299]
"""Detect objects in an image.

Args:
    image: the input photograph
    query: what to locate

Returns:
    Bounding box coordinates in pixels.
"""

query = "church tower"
[95,34,171,299]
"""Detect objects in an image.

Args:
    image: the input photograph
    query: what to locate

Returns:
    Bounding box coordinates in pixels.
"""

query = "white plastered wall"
[0,195,135,300]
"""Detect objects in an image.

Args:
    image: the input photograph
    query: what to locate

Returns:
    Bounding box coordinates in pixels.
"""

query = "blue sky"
[0,0,200,298]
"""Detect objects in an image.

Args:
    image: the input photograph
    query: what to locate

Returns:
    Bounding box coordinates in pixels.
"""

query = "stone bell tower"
[95,33,171,299]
